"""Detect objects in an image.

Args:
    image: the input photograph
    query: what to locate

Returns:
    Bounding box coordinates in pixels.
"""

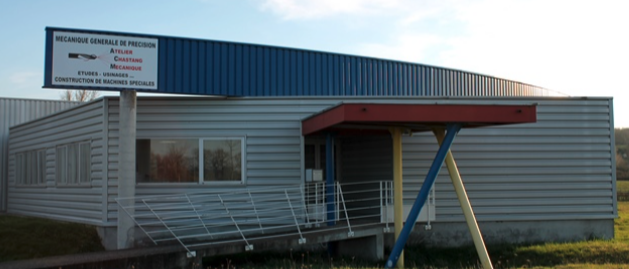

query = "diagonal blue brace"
[385,123,462,268]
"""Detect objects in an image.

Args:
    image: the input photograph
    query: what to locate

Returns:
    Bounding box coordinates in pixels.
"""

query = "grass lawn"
[616,201,629,242]
[2,181,628,267]
[401,198,629,269]
[0,215,104,262]
[619,180,629,201]
[619,180,629,193]
[396,181,628,268]
[206,202,629,268]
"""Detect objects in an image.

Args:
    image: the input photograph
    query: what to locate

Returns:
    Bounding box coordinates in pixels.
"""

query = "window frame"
[136,138,200,185]
[15,148,47,187]
[55,141,92,187]
[35,149,46,185]
[135,137,246,185]
[199,137,246,185]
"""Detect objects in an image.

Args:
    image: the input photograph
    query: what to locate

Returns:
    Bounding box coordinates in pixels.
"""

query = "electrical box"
[305,169,323,182]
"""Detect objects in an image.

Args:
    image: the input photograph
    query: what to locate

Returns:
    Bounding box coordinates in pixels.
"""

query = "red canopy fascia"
[302,103,537,135]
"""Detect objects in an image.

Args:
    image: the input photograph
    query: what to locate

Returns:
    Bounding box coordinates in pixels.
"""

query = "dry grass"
[619,180,629,193]
[619,180,629,201]
[2,182,628,268]
[0,215,104,262]
[617,201,629,242]
[206,201,629,269]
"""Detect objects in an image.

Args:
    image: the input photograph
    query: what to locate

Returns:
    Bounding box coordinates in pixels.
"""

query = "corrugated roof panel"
[44,27,559,97]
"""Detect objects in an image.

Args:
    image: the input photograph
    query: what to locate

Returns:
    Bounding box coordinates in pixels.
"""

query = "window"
[136,139,199,183]
[15,149,46,186]
[56,141,91,185]
[201,138,243,182]
[136,138,245,183]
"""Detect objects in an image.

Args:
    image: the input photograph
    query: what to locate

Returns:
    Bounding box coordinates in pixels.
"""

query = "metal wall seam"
[284,48,290,96]
[101,98,109,223]
[191,41,199,94]
[234,44,240,95]
[269,46,277,96]
[183,40,191,94]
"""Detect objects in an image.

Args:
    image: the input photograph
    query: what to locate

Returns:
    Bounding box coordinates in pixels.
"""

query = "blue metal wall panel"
[197,41,206,95]
[175,39,183,94]
[44,27,555,97]
[183,40,191,94]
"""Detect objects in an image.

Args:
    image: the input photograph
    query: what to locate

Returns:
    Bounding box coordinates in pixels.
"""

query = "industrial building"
[0,28,617,265]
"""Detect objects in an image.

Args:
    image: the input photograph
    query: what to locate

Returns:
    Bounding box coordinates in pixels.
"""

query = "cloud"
[358,0,629,125]
[4,71,59,99]
[337,0,628,95]
[263,0,629,126]
[10,71,41,85]
[260,0,408,20]
[259,0,473,32]
[438,0,629,94]
[356,33,445,64]
[259,0,464,65]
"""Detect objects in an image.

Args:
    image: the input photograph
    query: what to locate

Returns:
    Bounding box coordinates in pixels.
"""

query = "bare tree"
[60,90,100,102]
[210,149,229,180]
[223,139,241,180]
[152,144,196,182]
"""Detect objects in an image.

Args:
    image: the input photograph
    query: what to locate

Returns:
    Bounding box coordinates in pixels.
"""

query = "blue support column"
[385,124,461,268]
[326,132,336,226]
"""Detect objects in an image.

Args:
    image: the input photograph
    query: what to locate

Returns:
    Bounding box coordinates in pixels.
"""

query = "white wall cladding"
[103,96,614,226]
[401,98,615,222]
[1,98,78,211]
[6,100,104,224]
[105,97,338,224]
[8,96,612,227]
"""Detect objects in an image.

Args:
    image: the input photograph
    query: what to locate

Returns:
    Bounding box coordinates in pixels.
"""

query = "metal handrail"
[115,180,422,255]
[336,182,354,237]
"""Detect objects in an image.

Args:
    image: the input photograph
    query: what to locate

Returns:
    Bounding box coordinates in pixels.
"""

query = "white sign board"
[51,31,158,90]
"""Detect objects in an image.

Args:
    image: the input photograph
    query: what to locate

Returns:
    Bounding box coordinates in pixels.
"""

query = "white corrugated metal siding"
[6,100,104,224]
[101,96,614,226]
[401,98,615,222]
[0,98,78,211]
[104,98,335,224]
[7,96,613,228]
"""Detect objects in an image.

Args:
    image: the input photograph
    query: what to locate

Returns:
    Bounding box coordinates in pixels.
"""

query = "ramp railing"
[116,181,399,255]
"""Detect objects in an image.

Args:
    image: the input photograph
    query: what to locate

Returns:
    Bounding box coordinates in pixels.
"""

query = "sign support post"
[117,90,137,249]
[43,29,157,249]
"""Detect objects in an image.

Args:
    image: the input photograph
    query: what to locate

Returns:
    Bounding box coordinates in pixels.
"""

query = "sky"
[0,0,627,127]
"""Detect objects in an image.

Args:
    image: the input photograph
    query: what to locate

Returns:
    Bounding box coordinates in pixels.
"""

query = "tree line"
[59,89,99,102]
[617,128,629,180]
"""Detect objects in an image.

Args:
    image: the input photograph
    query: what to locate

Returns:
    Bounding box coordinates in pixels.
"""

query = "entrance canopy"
[302,102,537,269]
[302,103,537,135]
